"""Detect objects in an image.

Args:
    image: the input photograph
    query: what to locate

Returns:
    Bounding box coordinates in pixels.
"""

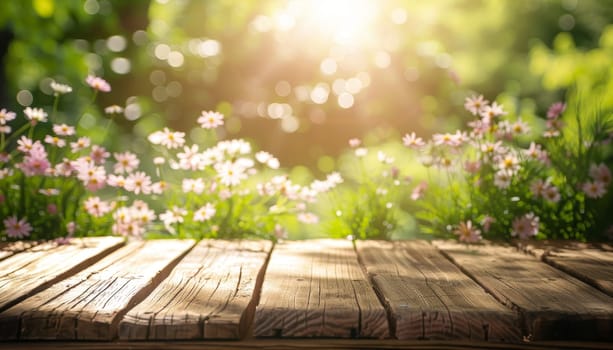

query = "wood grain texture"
[254,239,389,339]
[356,240,520,341]
[0,239,194,340]
[434,240,613,341]
[517,241,613,297]
[119,240,272,340]
[0,237,124,313]
[2,339,613,350]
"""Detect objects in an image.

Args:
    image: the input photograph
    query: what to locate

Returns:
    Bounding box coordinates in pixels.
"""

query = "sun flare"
[275,0,379,47]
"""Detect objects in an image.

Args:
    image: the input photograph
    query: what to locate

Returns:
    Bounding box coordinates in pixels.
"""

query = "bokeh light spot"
[275,80,291,97]
[83,0,100,14]
[167,51,185,67]
[16,90,33,106]
[338,92,354,109]
[111,57,131,74]
[281,115,300,133]
[320,58,337,75]
[107,35,127,52]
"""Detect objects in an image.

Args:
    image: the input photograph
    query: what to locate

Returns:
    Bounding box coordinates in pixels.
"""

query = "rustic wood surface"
[1,339,612,350]
[0,237,124,313]
[119,240,272,340]
[434,240,613,341]
[517,241,613,297]
[254,239,389,338]
[0,239,194,340]
[356,240,521,341]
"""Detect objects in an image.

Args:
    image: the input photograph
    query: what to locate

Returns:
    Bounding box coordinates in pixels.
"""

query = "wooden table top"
[0,237,611,349]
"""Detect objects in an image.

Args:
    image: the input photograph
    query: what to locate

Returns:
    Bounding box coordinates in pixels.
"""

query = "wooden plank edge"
[0,237,126,315]
[516,241,613,298]
[77,240,197,341]
[1,339,612,350]
[353,240,395,340]
[205,241,276,340]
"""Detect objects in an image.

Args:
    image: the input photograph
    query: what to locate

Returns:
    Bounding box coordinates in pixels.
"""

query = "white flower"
[50,81,72,95]
[24,107,48,123]
[194,203,216,222]
[197,111,224,129]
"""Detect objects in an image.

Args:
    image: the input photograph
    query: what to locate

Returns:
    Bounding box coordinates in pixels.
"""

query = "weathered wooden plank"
[119,240,272,340]
[356,240,520,341]
[2,339,613,350]
[517,241,613,297]
[254,239,389,339]
[0,239,194,340]
[434,240,613,341]
[0,240,39,261]
[0,237,124,313]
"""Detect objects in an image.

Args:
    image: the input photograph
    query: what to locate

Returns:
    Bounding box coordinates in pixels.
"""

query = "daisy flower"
[348,138,361,148]
[0,108,16,125]
[194,203,216,222]
[86,75,111,92]
[113,152,140,174]
[402,132,425,148]
[53,124,76,136]
[547,102,566,119]
[105,105,124,114]
[197,110,224,129]
[582,181,607,199]
[464,95,488,115]
[50,81,72,95]
[24,107,48,123]
[3,216,32,239]
[148,128,185,149]
[511,213,539,239]
[124,171,152,195]
[589,163,611,185]
[454,220,482,243]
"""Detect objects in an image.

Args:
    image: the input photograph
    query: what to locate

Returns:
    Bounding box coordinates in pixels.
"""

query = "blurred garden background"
[0,0,612,240]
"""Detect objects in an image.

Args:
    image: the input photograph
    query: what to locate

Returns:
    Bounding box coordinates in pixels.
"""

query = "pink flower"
[348,138,361,148]
[432,132,460,147]
[543,185,561,203]
[90,145,110,164]
[530,178,551,198]
[511,213,539,239]
[83,197,112,218]
[194,203,216,222]
[86,75,111,92]
[148,128,185,149]
[124,171,152,195]
[479,102,507,120]
[454,220,482,243]
[589,163,611,185]
[493,170,512,189]
[495,153,520,174]
[113,152,140,174]
[524,142,549,164]
[410,181,427,200]
[464,95,489,115]
[464,160,481,174]
[19,153,50,176]
[44,135,66,148]
[177,145,203,171]
[547,102,566,119]
[75,161,106,192]
[3,216,32,238]
[53,124,76,136]
[107,174,126,188]
[0,108,16,125]
[70,137,91,153]
[16,136,35,154]
[480,216,496,233]
[297,212,319,224]
[47,204,58,215]
[582,181,607,199]
[197,111,224,129]
[402,132,425,148]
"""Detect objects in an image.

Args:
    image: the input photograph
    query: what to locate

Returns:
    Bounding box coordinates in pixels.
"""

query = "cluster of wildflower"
[401,94,611,243]
[1,77,337,241]
[0,76,117,240]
